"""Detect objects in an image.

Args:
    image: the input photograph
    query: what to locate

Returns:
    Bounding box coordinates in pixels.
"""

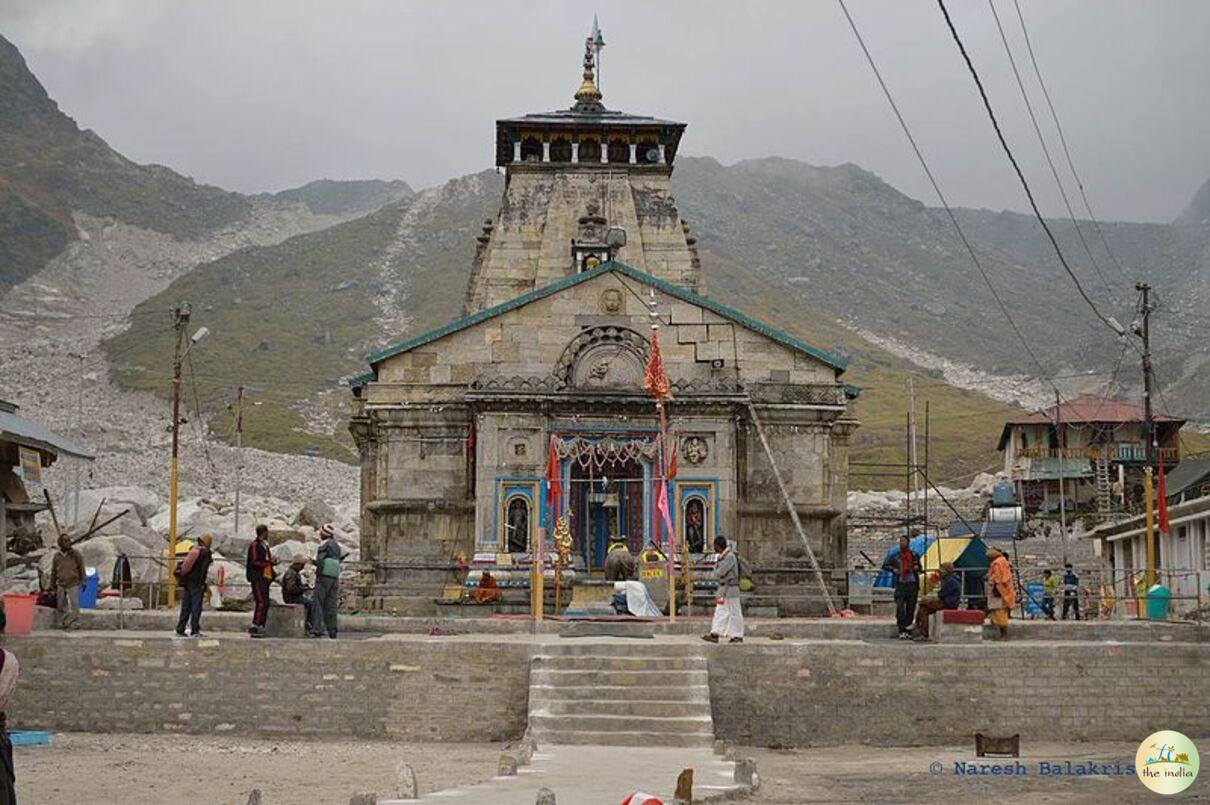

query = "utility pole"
[1054,389,1067,551]
[233,386,244,538]
[166,302,190,608]
[1138,282,1157,589]
[72,352,84,527]
[907,378,919,522]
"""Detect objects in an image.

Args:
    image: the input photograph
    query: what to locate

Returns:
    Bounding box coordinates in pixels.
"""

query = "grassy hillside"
[0,33,250,290]
[701,251,1010,487]
[104,173,502,461]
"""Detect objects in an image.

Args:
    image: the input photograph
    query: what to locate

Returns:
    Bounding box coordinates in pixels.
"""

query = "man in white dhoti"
[702,535,744,643]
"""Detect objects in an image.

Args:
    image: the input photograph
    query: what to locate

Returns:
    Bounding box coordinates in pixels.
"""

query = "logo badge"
[1136,730,1199,795]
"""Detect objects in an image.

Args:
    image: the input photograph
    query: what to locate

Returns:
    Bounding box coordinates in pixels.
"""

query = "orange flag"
[643,329,673,401]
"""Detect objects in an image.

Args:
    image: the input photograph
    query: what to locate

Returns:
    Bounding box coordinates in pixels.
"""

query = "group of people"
[601,533,746,643]
[174,522,346,639]
[884,535,1020,641]
[1041,564,1081,620]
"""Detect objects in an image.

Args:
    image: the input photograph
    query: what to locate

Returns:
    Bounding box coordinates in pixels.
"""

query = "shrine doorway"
[569,457,646,570]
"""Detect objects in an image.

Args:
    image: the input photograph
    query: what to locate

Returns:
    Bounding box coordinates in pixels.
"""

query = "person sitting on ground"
[909,562,962,641]
[1041,568,1059,620]
[280,554,321,638]
[50,535,86,631]
[471,570,502,603]
[985,547,1016,640]
[702,535,744,644]
[175,533,213,637]
[603,534,636,581]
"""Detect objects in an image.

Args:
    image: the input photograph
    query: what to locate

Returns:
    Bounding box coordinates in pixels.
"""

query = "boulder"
[297,525,318,544]
[72,487,162,528]
[148,498,204,533]
[295,500,336,530]
[270,540,310,566]
[259,517,301,547]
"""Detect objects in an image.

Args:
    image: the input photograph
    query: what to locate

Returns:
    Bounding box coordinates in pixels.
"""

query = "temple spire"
[573,36,604,112]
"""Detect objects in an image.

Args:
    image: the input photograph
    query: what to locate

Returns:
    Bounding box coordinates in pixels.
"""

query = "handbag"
[319,557,341,578]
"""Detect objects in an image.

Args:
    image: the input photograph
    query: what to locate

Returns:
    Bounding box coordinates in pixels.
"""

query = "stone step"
[531,668,709,687]
[529,683,711,703]
[535,698,712,718]
[539,642,706,658]
[533,654,706,672]
[530,729,716,748]
[530,712,713,735]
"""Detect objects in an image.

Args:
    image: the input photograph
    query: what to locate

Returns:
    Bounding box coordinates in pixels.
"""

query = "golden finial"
[574,37,603,109]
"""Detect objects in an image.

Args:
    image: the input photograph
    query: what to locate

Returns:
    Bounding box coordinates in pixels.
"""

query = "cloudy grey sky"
[3,0,1207,222]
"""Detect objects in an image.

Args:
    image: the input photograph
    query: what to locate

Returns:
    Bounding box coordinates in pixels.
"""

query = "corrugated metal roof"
[0,405,94,459]
[1165,457,1210,499]
[364,260,849,373]
[1004,394,1182,426]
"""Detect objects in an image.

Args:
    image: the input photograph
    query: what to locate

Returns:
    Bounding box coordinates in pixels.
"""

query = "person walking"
[174,534,213,637]
[1041,569,1059,620]
[50,535,86,630]
[701,535,744,644]
[985,547,1017,639]
[313,524,345,639]
[1061,563,1081,621]
[246,524,275,638]
[910,562,962,640]
[883,535,921,639]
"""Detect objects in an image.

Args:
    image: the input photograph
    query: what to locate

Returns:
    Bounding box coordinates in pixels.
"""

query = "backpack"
[245,541,259,583]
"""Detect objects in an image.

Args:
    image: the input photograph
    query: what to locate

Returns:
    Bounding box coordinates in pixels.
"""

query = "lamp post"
[165,303,210,607]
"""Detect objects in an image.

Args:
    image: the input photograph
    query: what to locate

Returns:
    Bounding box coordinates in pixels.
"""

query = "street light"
[166,303,212,608]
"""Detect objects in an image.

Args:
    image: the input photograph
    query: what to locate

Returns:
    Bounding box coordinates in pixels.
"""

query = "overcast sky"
[3,0,1207,223]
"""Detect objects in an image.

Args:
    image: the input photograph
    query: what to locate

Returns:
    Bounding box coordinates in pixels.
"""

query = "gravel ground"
[16,732,502,804]
[744,741,1206,803]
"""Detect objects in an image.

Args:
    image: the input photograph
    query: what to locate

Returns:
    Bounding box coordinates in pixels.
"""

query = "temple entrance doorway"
[569,456,647,572]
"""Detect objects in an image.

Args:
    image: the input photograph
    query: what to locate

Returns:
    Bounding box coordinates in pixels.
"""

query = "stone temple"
[349,42,858,613]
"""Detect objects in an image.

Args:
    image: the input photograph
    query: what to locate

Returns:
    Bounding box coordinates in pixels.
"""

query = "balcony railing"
[1017,445,1179,463]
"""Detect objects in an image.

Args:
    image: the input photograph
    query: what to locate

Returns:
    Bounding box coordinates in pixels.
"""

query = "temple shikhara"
[349,40,858,613]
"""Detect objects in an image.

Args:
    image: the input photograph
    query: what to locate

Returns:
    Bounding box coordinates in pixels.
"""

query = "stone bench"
[263,603,309,638]
[929,609,984,643]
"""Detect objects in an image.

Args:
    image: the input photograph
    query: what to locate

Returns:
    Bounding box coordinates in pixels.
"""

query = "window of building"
[549,136,572,162]
[607,137,630,164]
[578,137,601,163]
[520,136,543,162]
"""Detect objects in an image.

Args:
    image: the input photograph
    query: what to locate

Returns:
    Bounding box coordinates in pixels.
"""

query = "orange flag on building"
[643,329,673,402]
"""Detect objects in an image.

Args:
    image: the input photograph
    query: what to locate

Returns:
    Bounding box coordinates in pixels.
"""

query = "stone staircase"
[528,642,716,748]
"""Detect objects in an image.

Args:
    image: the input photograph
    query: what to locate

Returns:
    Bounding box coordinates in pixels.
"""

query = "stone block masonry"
[707,641,1210,747]
[5,633,1208,748]
[6,634,530,742]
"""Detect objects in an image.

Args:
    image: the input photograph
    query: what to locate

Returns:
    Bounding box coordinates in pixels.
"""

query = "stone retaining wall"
[5,634,1207,748]
[5,635,530,742]
[707,642,1210,746]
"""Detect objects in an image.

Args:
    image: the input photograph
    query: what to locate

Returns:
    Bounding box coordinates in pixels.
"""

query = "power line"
[936,0,1124,341]
[1010,0,1131,282]
[986,0,1118,304]
[836,0,1056,396]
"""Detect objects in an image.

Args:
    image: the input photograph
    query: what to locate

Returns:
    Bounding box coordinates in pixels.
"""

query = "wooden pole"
[746,402,836,615]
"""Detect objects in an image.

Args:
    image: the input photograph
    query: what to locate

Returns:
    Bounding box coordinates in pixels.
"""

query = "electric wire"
[936,0,1124,341]
[1010,0,1131,282]
[836,0,1057,398]
[986,0,1119,303]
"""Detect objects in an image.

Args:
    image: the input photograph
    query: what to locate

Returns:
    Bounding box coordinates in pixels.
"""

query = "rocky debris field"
[5,485,361,608]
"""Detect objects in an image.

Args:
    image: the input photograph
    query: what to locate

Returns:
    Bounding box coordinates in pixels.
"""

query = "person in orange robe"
[985,547,1016,639]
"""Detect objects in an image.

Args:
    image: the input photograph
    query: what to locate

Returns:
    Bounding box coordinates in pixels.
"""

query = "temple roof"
[358,260,848,380]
